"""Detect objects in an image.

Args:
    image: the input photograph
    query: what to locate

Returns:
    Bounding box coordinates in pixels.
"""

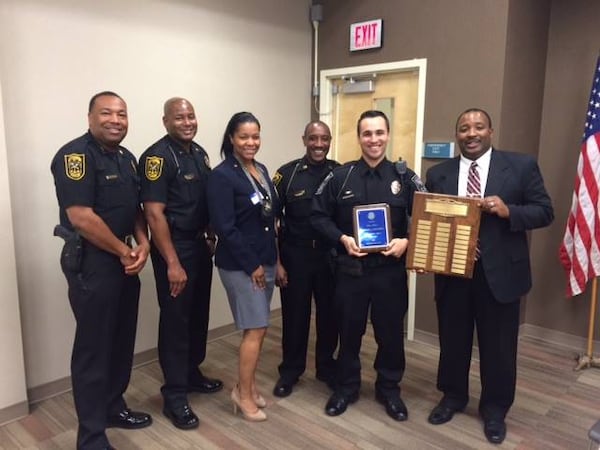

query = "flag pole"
[574,277,600,370]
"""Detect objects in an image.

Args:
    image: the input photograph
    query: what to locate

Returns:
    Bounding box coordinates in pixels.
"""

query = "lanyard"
[238,158,272,201]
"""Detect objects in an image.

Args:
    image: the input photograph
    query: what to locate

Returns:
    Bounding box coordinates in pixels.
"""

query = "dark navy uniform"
[273,156,340,385]
[311,157,421,399]
[139,135,213,410]
[51,131,142,449]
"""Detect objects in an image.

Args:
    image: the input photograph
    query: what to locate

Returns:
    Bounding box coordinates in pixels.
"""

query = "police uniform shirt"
[139,135,211,233]
[273,157,340,242]
[312,157,419,255]
[51,131,140,239]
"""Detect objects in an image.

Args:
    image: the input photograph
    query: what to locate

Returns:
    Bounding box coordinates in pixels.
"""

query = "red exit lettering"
[350,19,382,51]
[355,22,378,48]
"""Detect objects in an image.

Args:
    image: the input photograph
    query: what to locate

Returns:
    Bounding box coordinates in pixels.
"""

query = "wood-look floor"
[2,314,600,450]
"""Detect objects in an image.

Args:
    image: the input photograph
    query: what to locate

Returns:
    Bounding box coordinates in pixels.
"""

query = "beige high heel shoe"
[231,386,267,421]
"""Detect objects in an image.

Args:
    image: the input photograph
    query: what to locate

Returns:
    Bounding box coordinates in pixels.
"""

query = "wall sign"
[423,142,455,159]
[350,19,383,52]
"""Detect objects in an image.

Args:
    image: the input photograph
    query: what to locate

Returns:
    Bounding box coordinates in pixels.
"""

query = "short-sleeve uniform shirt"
[50,131,140,239]
[139,135,211,233]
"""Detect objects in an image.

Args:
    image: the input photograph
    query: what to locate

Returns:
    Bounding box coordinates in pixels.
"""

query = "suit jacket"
[425,149,553,303]
[207,155,279,275]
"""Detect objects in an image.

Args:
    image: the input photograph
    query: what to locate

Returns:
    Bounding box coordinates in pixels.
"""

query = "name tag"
[250,192,261,205]
[105,174,118,180]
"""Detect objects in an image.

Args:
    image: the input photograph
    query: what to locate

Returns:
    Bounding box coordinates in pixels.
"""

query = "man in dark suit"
[424,108,553,444]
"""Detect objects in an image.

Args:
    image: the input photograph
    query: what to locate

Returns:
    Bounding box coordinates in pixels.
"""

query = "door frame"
[319,59,427,341]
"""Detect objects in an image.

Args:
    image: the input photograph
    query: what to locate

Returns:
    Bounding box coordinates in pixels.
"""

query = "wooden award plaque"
[406,192,482,278]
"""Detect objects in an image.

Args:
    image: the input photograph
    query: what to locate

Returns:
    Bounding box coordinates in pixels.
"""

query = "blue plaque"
[353,203,391,252]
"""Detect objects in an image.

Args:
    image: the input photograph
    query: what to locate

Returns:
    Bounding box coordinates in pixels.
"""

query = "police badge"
[65,154,86,180]
[145,156,164,181]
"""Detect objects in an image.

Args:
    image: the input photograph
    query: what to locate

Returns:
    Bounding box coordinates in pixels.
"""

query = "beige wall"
[0,86,28,417]
[0,0,311,398]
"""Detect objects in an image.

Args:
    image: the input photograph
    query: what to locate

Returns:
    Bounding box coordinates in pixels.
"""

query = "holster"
[54,224,83,272]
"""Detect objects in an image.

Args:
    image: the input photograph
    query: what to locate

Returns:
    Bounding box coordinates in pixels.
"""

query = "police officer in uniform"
[272,121,340,397]
[140,98,223,430]
[311,110,425,420]
[51,91,152,450]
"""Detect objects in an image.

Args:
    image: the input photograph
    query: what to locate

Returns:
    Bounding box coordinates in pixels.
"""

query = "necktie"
[467,161,482,259]
[467,161,481,197]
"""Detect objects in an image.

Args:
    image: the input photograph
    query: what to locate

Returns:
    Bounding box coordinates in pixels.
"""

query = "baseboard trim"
[412,323,595,355]
[412,328,439,348]
[0,401,29,427]
[519,323,596,352]
[26,317,261,405]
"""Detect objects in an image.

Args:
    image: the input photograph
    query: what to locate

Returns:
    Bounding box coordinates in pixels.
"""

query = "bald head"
[302,120,331,164]
[162,97,197,150]
[303,120,331,138]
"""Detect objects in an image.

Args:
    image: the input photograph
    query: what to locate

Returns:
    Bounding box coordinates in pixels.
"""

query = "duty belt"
[284,238,328,249]
[360,254,401,268]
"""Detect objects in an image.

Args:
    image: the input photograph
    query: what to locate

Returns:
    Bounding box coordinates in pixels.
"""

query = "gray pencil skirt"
[218,265,275,330]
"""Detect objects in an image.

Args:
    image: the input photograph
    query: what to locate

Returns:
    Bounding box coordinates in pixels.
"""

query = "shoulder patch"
[64,153,86,181]
[145,156,164,181]
[272,171,283,187]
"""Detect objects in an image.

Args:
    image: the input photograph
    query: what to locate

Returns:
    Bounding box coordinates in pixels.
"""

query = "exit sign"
[350,19,383,52]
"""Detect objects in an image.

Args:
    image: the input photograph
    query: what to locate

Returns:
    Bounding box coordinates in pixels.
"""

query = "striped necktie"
[466,161,481,197]
[467,161,482,259]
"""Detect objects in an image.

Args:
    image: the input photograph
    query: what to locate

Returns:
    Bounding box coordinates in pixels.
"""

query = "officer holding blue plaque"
[311,110,425,421]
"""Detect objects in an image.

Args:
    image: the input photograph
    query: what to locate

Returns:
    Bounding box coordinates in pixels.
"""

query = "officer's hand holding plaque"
[353,203,392,253]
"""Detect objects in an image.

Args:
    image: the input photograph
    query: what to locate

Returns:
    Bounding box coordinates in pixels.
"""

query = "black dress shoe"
[324,392,359,416]
[163,404,199,430]
[375,392,408,421]
[188,375,223,394]
[483,419,506,444]
[427,403,463,425]
[273,379,295,397]
[107,408,152,429]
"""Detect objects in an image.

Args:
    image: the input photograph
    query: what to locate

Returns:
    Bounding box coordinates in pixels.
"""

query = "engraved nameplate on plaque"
[406,192,482,278]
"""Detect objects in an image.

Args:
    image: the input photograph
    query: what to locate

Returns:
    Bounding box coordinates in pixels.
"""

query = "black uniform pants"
[151,238,213,408]
[334,263,408,398]
[62,246,140,450]
[435,262,520,420]
[278,242,338,382]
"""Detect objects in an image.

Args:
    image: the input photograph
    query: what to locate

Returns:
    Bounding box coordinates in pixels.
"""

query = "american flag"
[559,55,600,297]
